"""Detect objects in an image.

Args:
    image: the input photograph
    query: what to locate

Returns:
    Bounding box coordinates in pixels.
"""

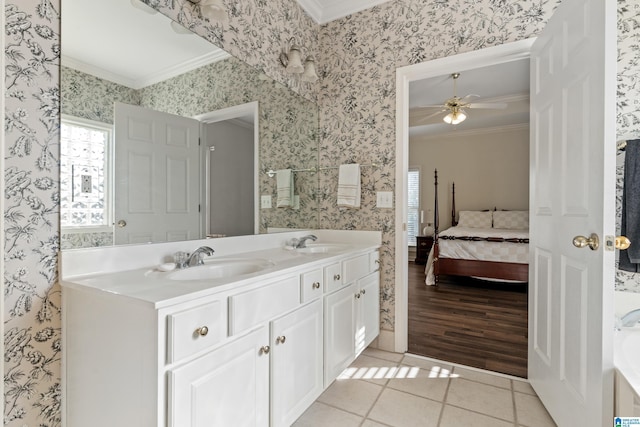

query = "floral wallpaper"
[61,58,319,248]
[4,2,62,426]
[5,0,640,425]
[615,1,640,293]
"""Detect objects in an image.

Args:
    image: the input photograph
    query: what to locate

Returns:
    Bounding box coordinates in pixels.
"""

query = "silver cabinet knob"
[355,293,361,299]
[312,282,321,289]
[361,289,366,295]
[573,233,599,250]
[334,274,341,281]
[259,345,270,355]
[117,220,127,228]
[276,335,286,344]
[195,326,209,337]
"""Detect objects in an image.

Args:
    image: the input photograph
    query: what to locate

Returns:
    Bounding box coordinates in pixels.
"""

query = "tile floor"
[294,348,556,427]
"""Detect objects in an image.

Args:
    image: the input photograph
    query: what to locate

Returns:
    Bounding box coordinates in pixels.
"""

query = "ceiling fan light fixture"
[443,109,467,125]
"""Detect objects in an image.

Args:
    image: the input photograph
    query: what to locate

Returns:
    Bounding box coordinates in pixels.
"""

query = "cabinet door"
[356,272,380,355]
[324,282,356,386]
[271,299,323,427]
[169,327,269,427]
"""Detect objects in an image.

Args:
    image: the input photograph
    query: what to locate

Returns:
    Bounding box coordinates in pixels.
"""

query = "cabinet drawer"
[229,276,299,335]
[167,299,227,363]
[324,263,343,293]
[342,254,370,284]
[300,269,323,303]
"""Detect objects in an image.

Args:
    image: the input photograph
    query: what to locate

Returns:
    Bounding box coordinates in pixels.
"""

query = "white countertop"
[60,230,381,308]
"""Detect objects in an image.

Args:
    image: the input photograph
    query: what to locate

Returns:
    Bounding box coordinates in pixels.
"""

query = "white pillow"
[457,211,493,228]
[493,210,529,229]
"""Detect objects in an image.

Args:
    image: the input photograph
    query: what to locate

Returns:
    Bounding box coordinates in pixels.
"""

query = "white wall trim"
[394,38,535,353]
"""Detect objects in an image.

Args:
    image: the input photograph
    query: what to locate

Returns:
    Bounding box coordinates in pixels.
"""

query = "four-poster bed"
[426,170,529,285]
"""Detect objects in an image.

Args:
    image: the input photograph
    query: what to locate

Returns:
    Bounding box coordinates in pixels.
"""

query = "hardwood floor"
[407,262,528,378]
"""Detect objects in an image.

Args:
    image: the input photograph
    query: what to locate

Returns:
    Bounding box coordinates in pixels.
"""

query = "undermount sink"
[296,243,348,254]
[169,258,274,281]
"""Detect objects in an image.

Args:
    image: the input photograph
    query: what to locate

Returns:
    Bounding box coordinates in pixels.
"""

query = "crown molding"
[62,50,230,90]
[297,0,391,24]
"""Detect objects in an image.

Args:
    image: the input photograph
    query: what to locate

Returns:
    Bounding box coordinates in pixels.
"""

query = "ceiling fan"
[415,72,508,125]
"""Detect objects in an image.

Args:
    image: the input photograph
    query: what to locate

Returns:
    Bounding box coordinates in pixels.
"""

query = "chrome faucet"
[295,235,317,249]
[619,309,640,328]
[186,246,215,267]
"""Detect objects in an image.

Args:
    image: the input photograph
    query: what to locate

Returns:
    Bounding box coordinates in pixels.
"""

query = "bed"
[425,170,529,286]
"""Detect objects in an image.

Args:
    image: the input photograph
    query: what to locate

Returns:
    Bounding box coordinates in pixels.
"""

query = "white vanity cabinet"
[62,244,381,427]
[324,251,380,386]
[270,298,323,426]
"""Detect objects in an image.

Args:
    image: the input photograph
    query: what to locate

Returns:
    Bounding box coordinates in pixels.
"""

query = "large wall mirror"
[60,0,320,249]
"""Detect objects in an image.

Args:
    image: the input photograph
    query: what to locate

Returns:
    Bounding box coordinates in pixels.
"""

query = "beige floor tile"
[292,402,363,427]
[339,354,401,385]
[386,363,451,402]
[367,388,442,427]
[514,392,557,426]
[361,420,391,427]
[453,366,512,389]
[447,378,514,421]
[440,405,515,427]
[317,378,383,416]
[363,347,405,363]
[401,354,455,376]
[512,380,536,396]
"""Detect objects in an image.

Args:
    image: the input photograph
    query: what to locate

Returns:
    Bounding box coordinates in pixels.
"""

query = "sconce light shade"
[443,109,467,125]
[285,46,305,74]
[301,57,318,83]
[189,0,228,23]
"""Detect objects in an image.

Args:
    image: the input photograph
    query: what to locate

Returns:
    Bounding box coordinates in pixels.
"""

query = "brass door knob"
[195,326,209,337]
[572,233,599,251]
[117,220,127,228]
[616,236,631,250]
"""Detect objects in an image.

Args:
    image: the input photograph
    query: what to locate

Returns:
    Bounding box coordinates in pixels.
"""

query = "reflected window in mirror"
[60,117,112,233]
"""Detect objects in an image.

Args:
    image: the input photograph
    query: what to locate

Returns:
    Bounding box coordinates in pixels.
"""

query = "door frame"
[394,39,535,352]
[195,101,260,235]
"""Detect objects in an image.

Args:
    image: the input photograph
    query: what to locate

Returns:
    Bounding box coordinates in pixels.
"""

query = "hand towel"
[620,139,640,272]
[337,164,361,208]
[276,169,294,208]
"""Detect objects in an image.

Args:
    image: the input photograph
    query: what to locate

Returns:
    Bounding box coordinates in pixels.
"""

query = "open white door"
[528,0,616,424]
[114,102,201,244]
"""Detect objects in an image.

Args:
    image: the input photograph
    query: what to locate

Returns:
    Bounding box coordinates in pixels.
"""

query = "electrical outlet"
[261,195,272,209]
[376,191,393,208]
[81,175,92,193]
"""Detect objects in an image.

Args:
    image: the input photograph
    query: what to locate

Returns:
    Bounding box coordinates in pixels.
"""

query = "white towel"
[276,169,294,208]
[337,164,361,208]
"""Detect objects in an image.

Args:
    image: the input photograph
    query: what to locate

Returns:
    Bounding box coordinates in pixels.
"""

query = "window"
[408,168,420,246]
[60,117,112,230]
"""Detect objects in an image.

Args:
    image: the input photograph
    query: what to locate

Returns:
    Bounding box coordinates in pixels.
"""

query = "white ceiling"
[408,59,530,138]
[296,0,392,24]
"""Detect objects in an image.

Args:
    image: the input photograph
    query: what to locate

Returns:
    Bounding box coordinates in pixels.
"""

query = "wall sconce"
[279,40,318,83]
[188,0,228,23]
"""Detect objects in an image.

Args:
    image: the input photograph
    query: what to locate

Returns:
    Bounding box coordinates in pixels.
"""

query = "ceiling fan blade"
[411,108,447,125]
[412,104,446,109]
[467,102,508,109]
[460,94,480,102]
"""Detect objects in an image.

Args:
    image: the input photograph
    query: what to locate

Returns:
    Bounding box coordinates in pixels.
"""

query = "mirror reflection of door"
[114,102,201,244]
[202,120,255,237]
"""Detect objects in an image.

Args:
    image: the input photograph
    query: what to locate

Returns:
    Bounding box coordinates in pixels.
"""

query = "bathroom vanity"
[60,230,381,427]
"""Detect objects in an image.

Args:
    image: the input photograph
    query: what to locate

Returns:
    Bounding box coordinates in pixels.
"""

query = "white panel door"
[114,102,201,244]
[169,327,269,427]
[271,299,323,427]
[324,282,356,386]
[528,0,616,424]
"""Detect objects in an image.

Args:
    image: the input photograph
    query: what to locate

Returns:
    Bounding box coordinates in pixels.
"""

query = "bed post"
[451,182,456,226]
[433,169,439,285]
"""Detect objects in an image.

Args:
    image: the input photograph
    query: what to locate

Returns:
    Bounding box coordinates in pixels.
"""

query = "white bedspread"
[425,226,529,286]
